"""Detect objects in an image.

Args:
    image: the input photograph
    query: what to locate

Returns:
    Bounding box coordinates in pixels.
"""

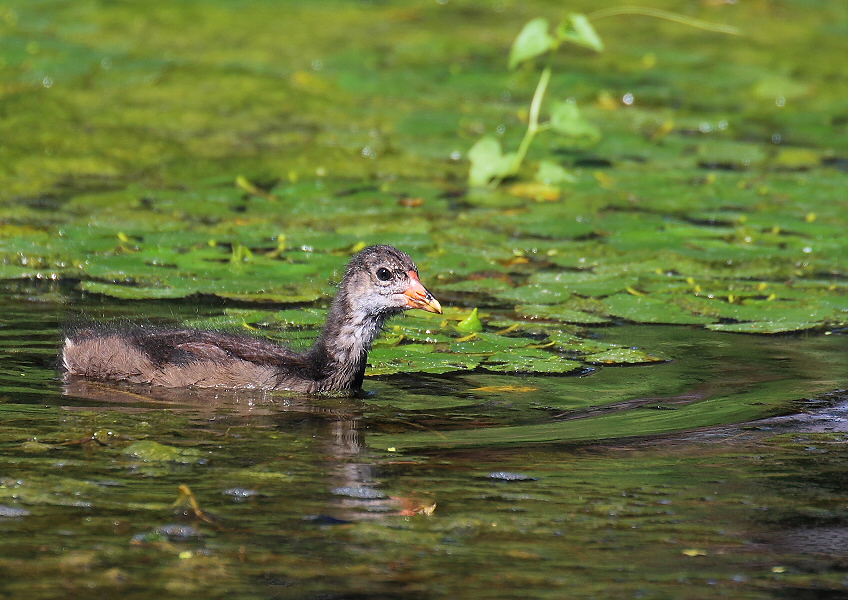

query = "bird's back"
[62,326,316,391]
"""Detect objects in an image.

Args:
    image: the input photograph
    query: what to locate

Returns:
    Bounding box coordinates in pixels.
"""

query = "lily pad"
[483,348,583,374]
[438,277,512,295]
[530,271,634,298]
[697,141,768,169]
[387,322,455,344]
[494,283,571,305]
[515,304,611,324]
[706,321,823,334]
[602,294,716,325]
[368,345,482,375]
[583,347,666,365]
[449,332,536,355]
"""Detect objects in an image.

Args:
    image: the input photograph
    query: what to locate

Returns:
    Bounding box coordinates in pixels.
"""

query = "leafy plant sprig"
[468,9,740,189]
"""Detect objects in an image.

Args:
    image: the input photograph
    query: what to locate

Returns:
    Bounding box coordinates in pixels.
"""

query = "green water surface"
[1,289,847,599]
[1,0,847,598]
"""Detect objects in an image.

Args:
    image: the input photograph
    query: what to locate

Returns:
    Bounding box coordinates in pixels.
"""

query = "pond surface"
[1,0,847,598]
[1,286,846,599]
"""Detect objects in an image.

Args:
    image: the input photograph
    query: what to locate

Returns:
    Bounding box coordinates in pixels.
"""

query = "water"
[1,2,846,594]
[1,285,846,599]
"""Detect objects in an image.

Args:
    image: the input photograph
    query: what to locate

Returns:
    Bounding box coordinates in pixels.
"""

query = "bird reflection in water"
[62,379,436,521]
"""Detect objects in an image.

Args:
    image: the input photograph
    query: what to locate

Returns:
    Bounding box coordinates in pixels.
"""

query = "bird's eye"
[375,267,393,281]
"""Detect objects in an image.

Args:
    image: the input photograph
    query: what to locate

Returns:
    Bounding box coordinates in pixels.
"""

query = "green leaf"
[455,307,484,333]
[706,321,822,334]
[584,347,666,364]
[603,294,716,325]
[468,137,517,187]
[489,202,595,238]
[508,18,556,70]
[536,160,577,185]
[515,304,611,324]
[230,241,254,264]
[80,281,195,299]
[484,348,583,373]
[272,308,329,327]
[450,332,535,355]
[549,101,601,142]
[387,321,454,344]
[495,283,571,305]
[557,14,604,52]
[697,141,767,169]
[439,277,511,295]
[772,147,821,170]
[548,331,617,354]
[367,345,481,375]
[530,271,633,298]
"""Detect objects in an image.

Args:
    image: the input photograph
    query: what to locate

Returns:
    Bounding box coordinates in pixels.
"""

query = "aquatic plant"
[468,9,740,188]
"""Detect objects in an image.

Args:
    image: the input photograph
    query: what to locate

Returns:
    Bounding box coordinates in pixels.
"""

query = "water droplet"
[775,96,786,107]
[42,76,53,88]
[622,93,634,105]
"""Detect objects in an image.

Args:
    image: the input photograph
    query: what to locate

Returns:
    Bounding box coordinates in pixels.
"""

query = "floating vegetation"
[0,0,844,370]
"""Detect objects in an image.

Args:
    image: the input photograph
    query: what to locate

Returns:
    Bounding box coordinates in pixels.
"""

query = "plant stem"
[587,6,741,35]
[491,65,551,188]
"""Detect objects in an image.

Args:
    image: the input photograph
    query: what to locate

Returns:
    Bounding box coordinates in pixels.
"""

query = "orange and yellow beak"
[403,271,442,314]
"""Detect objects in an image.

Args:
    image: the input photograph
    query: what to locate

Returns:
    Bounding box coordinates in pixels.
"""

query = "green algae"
[122,441,203,464]
[0,2,847,596]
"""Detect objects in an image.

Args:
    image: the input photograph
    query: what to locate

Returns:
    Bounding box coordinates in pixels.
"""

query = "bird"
[61,245,442,394]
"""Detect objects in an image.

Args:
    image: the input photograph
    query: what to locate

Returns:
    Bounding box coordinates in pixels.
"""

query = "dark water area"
[1,286,847,599]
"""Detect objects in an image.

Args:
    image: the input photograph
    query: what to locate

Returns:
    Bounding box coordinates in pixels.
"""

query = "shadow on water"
[1,289,847,599]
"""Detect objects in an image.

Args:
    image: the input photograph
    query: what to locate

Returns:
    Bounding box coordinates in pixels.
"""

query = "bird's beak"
[404,271,443,314]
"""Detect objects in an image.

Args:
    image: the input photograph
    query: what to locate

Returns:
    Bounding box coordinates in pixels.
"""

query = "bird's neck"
[307,295,392,390]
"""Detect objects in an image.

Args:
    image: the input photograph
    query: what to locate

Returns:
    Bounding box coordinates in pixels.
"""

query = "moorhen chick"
[62,245,442,394]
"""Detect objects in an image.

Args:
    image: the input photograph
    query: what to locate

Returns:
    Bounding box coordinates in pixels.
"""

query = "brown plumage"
[61,245,442,394]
